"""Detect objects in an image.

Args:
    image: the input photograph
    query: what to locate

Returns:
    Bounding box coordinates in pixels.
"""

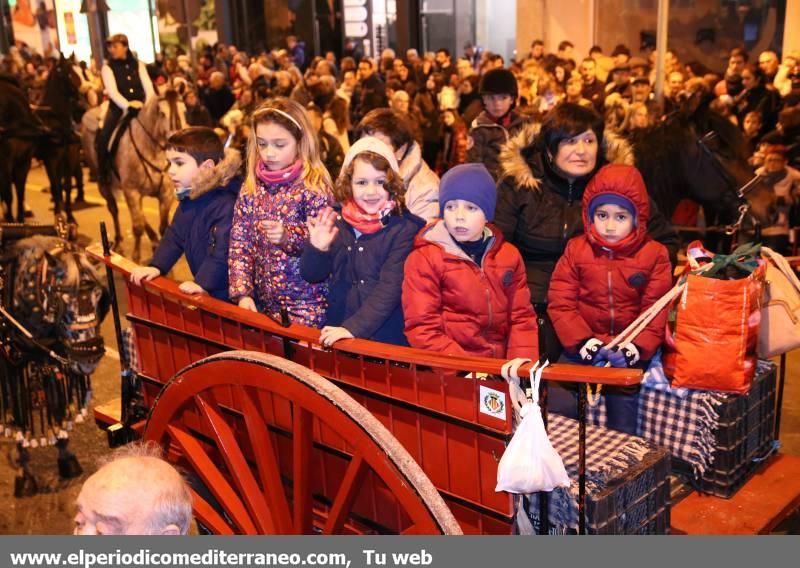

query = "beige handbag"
[758,247,800,358]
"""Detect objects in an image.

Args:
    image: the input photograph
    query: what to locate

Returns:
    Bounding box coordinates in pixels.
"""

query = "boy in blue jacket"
[130,127,242,300]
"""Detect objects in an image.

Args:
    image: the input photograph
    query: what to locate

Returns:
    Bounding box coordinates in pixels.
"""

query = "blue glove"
[606,343,641,368]
[578,338,607,365]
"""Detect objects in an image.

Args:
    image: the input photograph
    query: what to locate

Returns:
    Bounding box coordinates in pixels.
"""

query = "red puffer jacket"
[402,221,539,360]
[547,164,673,359]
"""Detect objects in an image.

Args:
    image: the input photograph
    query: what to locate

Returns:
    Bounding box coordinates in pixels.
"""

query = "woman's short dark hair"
[540,103,605,157]
[355,108,416,151]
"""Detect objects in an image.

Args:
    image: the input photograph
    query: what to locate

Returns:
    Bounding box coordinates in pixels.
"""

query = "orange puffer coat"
[547,164,673,359]
[402,221,539,360]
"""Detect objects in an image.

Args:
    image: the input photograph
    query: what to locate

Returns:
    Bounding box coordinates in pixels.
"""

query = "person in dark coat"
[183,89,214,127]
[467,68,530,180]
[201,71,236,124]
[350,59,388,126]
[301,137,424,346]
[494,103,678,360]
[130,127,242,300]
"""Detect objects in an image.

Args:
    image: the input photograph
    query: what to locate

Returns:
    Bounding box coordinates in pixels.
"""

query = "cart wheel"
[144,350,462,535]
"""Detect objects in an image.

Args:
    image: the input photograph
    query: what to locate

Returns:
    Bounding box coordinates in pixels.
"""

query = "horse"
[0,225,109,489]
[32,54,85,224]
[625,93,777,234]
[86,89,186,262]
[0,74,39,223]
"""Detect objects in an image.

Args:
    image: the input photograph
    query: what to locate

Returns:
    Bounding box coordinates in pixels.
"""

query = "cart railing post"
[100,222,134,427]
[578,385,587,535]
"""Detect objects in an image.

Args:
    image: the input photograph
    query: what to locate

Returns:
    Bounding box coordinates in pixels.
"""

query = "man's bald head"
[74,443,192,535]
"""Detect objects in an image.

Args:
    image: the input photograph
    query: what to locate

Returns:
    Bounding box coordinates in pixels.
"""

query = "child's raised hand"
[307,207,339,252]
[130,266,160,286]
[262,220,288,246]
[179,281,206,295]
[319,326,354,347]
[238,296,258,312]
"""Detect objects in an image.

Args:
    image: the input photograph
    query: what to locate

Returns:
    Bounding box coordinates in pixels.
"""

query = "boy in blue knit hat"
[402,163,539,358]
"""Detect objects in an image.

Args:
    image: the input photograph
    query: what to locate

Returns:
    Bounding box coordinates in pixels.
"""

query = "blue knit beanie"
[438,163,496,221]
[588,193,637,225]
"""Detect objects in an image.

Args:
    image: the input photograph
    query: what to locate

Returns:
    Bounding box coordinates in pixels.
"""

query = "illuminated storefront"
[104,0,159,62]
[53,0,91,61]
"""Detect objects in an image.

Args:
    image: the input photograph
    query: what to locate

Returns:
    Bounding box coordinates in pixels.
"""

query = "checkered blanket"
[586,355,774,477]
[120,327,140,372]
[524,413,653,532]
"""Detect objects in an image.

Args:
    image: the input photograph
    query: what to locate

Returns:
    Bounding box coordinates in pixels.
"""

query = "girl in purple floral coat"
[228,98,333,326]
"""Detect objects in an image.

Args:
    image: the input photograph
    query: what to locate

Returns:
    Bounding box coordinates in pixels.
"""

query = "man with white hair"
[74,442,192,535]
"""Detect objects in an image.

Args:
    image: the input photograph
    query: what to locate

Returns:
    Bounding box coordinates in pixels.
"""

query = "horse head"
[681,92,777,228]
[629,91,777,228]
[11,236,109,375]
[140,88,187,141]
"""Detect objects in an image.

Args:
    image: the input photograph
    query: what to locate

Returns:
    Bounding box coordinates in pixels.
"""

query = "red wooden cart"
[88,240,650,536]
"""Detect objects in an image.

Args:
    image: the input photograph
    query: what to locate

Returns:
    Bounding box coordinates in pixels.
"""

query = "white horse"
[85,91,186,262]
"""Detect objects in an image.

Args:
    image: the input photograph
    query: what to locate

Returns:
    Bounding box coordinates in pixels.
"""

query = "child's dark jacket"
[150,149,242,300]
[300,210,424,345]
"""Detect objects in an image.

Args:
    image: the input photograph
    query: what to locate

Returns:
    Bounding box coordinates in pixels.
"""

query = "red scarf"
[256,159,303,186]
[341,199,397,234]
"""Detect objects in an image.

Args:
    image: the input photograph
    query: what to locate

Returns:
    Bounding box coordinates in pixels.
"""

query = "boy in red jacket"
[402,163,539,360]
[547,163,673,434]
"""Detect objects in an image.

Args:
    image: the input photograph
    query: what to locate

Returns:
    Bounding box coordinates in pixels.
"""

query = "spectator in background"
[351,58,388,126]
[202,71,236,124]
[611,44,631,68]
[323,96,351,152]
[184,89,214,127]
[436,48,458,83]
[74,442,192,535]
[580,57,606,112]
[287,35,306,70]
[528,39,545,63]
[757,50,780,86]
[557,41,575,62]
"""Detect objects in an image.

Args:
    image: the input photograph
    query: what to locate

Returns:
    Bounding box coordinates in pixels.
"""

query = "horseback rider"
[96,33,156,186]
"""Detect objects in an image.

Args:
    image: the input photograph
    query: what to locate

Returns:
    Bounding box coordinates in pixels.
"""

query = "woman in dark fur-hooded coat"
[494,103,678,308]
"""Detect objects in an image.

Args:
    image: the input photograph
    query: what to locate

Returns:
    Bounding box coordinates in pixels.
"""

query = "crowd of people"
[4,35,800,438]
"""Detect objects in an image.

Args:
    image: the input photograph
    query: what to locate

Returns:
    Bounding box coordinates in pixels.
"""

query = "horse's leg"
[72,143,85,202]
[11,142,34,223]
[0,146,12,222]
[64,163,76,225]
[122,187,146,263]
[158,178,175,237]
[43,154,63,221]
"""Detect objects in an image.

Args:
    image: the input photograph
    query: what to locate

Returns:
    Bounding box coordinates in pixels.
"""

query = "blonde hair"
[242,97,333,196]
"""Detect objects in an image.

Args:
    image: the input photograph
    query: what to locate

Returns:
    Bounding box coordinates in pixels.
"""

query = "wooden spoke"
[166,425,258,534]
[292,407,313,534]
[234,386,293,533]
[322,454,367,535]
[194,394,276,534]
[190,489,235,535]
[145,351,462,535]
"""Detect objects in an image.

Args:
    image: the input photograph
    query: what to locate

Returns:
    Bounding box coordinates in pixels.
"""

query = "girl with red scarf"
[301,137,425,346]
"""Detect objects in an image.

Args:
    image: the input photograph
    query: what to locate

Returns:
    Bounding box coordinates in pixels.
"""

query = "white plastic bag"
[496,360,571,494]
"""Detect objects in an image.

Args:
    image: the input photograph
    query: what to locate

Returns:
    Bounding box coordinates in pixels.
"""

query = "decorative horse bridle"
[124,99,175,190]
[695,129,764,236]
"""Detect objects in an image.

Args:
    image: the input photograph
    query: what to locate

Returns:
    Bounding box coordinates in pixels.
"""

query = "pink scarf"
[255,159,303,186]
[341,199,397,234]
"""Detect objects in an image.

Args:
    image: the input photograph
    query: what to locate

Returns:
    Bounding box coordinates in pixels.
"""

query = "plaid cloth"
[120,327,140,372]
[586,355,774,478]
[525,413,653,532]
